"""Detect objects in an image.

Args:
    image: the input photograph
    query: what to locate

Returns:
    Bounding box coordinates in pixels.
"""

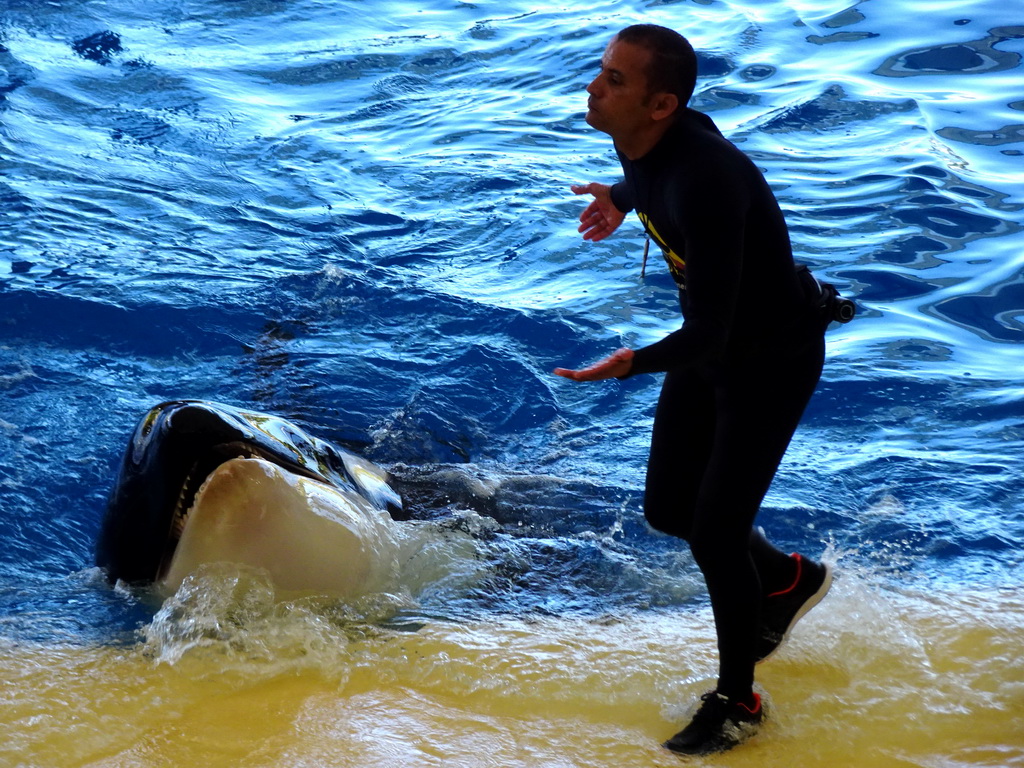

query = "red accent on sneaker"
[738,693,761,715]
[767,553,803,598]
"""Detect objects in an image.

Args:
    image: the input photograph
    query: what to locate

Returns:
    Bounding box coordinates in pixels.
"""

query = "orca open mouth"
[97,400,404,586]
[154,442,328,582]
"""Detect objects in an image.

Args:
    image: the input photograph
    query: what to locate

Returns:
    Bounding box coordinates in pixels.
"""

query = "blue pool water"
[1,1,1023,765]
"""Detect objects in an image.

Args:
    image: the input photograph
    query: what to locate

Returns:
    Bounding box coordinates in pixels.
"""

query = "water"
[1,0,1023,765]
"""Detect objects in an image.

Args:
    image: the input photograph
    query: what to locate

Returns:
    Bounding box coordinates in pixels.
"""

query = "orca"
[96,400,404,597]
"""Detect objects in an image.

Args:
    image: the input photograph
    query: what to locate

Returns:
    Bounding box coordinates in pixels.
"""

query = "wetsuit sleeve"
[610,181,634,213]
[627,158,750,376]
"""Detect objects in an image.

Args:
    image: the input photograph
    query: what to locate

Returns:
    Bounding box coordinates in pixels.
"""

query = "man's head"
[584,25,697,157]
[615,24,698,110]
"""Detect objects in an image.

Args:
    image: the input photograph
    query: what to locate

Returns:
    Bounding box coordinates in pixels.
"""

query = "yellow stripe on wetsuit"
[638,211,686,284]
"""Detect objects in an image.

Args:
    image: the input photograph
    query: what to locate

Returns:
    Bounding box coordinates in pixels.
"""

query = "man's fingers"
[554,353,626,382]
[580,221,611,241]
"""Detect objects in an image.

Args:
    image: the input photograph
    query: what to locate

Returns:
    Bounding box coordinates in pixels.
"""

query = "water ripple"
[0,0,1022,637]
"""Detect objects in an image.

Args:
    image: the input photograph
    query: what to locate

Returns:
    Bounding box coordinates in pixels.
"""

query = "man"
[554,24,833,755]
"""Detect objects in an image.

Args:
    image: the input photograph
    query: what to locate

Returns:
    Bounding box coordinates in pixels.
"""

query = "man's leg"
[688,336,825,699]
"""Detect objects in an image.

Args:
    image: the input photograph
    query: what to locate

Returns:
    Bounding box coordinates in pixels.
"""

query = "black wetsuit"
[611,108,825,700]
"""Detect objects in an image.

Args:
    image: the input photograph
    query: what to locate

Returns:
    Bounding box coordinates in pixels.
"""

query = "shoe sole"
[756,561,833,665]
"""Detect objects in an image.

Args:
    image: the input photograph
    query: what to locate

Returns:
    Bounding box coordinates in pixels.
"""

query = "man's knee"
[643,502,691,540]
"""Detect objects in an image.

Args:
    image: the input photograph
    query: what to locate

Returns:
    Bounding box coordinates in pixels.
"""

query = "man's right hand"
[553,348,634,382]
[571,183,626,242]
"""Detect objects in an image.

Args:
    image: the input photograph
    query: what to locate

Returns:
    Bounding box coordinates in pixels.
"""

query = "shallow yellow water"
[4,575,1022,768]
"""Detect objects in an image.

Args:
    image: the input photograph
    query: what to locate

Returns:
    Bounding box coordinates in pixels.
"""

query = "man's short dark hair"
[616,24,697,111]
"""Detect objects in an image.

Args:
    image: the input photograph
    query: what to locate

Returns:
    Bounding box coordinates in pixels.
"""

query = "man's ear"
[650,92,679,122]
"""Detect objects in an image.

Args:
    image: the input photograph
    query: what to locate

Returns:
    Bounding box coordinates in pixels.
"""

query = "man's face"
[584,38,655,140]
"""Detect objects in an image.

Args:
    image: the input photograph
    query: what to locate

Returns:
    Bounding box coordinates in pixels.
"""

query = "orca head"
[95,400,402,586]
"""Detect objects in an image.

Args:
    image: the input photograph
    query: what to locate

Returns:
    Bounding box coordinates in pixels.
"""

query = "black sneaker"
[663,691,764,755]
[756,553,833,664]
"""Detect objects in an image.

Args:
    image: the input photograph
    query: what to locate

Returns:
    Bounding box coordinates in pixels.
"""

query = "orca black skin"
[96,400,403,585]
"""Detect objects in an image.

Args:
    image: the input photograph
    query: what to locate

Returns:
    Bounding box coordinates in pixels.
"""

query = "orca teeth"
[188,472,216,513]
[168,469,194,544]
[172,453,261,534]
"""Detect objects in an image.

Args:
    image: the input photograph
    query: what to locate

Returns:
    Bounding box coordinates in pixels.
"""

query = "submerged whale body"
[96,400,404,596]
